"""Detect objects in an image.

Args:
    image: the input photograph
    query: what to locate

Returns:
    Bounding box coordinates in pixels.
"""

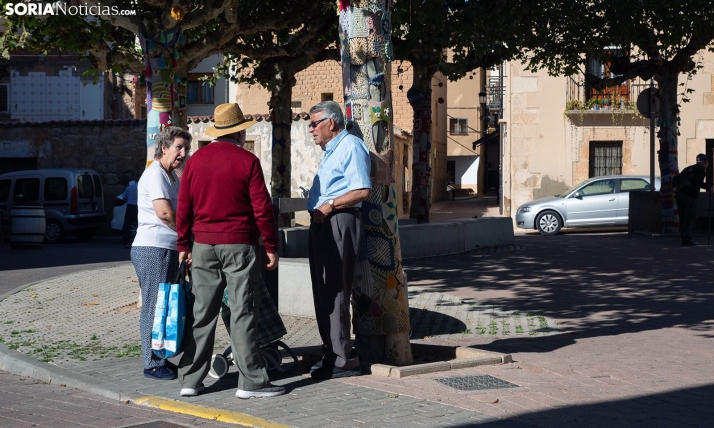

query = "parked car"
[111,198,126,233]
[515,175,661,235]
[0,169,106,243]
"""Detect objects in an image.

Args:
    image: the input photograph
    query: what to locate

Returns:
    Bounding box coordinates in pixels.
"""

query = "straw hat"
[205,103,256,137]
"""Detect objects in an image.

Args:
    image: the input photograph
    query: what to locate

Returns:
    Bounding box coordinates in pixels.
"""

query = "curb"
[0,342,139,403]
[134,396,291,428]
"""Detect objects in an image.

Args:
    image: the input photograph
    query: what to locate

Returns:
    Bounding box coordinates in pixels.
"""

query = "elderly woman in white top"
[131,127,191,380]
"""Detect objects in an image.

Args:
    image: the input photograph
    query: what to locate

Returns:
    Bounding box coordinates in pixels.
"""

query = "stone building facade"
[499,49,714,218]
[0,119,147,229]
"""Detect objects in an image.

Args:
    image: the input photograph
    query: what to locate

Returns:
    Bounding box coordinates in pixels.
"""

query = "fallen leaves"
[30,295,36,299]
[83,302,99,306]
[491,399,499,404]
[386,393,399,398]
[91,294,98,297]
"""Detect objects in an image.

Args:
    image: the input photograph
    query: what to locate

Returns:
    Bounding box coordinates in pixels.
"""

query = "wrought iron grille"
[589,141,623,177]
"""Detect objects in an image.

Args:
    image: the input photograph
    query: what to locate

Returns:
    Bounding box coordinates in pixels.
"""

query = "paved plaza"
[1,197,713,427]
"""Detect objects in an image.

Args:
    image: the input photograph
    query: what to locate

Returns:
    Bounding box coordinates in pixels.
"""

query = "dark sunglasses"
[308,117,329,129]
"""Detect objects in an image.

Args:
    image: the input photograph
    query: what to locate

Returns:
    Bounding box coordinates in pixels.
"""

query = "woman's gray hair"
[155,126,192,160]
[309,101,345,130]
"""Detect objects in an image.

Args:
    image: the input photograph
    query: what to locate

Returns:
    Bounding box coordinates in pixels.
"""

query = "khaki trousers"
[178,243,270,391]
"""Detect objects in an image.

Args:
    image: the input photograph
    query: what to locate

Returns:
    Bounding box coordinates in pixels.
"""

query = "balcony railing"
[566,72,648,110]
[487,75,504,111]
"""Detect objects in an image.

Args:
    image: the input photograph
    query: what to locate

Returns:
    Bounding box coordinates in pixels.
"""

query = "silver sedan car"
[515,175,661,235]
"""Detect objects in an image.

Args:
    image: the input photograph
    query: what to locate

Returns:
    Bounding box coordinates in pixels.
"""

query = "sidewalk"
[1,230,714,427]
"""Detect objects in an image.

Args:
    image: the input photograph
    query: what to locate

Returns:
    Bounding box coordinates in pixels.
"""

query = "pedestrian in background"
[674,153,713,246]
[131,127,191,380]
[118,173,140,248]
[176,103,284,399]
[306,101,371,379]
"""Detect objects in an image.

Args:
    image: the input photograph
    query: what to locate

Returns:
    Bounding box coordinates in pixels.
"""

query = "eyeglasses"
[308,117,329,130]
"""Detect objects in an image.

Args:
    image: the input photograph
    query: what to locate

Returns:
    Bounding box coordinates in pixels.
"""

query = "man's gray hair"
[310,101,345,130]
[155,126,192,160]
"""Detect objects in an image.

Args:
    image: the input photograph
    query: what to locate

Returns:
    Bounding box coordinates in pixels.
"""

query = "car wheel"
[45,220,65,243]
[74,228,96,242]
[536,210,562,236]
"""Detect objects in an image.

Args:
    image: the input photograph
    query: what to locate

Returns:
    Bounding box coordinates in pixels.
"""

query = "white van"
[0,169,106,242]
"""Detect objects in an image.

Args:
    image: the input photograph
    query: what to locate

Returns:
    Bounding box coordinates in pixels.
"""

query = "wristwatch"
[327,199,335,210]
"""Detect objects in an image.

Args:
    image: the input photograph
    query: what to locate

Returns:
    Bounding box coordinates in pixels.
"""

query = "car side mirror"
[571,191,583,199]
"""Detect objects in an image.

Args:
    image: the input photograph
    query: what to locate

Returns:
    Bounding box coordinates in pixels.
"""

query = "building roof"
[187,112,312,124]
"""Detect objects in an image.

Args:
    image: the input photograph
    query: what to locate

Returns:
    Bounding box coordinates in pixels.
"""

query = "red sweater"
[176,141,278,253]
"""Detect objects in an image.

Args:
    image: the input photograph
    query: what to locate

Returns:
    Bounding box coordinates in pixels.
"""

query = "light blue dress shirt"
[307,129,372,211]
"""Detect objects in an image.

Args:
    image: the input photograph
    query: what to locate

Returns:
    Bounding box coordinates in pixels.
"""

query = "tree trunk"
[339,0,413,365]
[408,64,433,223]
[140,26,184,166]
[655,73,680,234]
[268,63,294,227]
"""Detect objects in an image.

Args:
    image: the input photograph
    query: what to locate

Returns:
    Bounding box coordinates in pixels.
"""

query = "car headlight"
[517,206,531,213]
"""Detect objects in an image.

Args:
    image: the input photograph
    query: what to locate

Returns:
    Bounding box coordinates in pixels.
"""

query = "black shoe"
[144,366,177,380]
[310,365,361,379]
[310,358,332,372]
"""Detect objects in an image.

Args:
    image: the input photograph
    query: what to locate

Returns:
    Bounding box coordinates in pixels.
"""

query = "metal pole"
[649,79,655,192]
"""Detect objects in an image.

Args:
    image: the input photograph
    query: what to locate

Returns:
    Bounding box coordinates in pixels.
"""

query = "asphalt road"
[0,234,131,296]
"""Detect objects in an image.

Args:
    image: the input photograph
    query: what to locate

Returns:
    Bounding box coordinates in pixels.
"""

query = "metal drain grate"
[435,374,519,391]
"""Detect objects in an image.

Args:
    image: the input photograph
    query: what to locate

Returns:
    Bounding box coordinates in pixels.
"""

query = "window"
[321,93,333,102]
[0,179,10,202]
[13,178,40,203]
[77,174,94,198]
[0,84,8,113]
[580,180,615,197]
[187,75,214,104]
[92,175,103,197]
[290,101,302,113]
[449,118,468,134]
[620,179,649,192]
[44,178,67,201]
[589,141,622,177]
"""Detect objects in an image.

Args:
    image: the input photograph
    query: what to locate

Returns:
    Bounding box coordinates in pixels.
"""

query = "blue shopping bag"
[151,261,191,359]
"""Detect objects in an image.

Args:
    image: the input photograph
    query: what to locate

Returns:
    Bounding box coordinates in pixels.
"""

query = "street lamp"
[479,90,490,127]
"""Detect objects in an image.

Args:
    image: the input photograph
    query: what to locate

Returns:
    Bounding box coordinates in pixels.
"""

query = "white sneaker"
[180,384,206,396]
[235,384,286,399]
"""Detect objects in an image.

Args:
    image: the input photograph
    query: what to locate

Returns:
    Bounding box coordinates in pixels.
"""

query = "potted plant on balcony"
[566,99,583,111]
[602,97,611,110]
[587,98,601,110]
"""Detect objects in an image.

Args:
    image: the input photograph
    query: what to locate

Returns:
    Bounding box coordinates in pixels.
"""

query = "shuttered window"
[589,141,622,177]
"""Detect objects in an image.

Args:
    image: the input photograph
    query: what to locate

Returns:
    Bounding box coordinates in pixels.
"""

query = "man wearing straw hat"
[176,103,285,399]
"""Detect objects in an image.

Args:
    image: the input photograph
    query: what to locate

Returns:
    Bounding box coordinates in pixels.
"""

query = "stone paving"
[0,250,554,365]
[2,228,714,427]
[0,370,235,428]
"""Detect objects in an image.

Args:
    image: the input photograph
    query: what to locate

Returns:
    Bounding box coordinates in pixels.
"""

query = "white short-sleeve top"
[132,162,180,250]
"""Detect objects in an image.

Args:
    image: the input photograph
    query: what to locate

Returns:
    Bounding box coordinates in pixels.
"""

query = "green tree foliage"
[520,0,714,233]
[391,0,524,222]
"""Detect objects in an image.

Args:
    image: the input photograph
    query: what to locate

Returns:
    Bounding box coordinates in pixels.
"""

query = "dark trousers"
[308,211,362,369]
[677,193,698,242]
[122,204,138,246]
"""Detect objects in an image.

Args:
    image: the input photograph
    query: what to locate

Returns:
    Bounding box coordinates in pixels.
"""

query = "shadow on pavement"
[405,232,714,355]
[448,383,714,427]
[0,236,129,272]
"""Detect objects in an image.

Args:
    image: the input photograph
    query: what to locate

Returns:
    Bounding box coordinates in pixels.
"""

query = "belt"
[309,207,361,218]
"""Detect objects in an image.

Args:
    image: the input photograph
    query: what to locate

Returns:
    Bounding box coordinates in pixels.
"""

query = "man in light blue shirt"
[306,101,371,379]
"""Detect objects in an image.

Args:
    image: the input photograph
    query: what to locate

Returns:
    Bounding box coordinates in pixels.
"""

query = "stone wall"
[0,119,147,231]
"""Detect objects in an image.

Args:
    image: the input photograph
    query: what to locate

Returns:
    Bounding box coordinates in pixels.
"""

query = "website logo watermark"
[4,1,137,16]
